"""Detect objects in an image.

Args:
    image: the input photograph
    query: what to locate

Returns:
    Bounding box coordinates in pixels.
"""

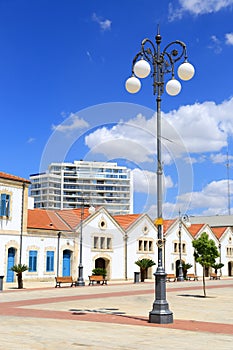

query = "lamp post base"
[76,265,85,286]
[149,271,173,324]
[149,308,173,324]
[177,276,184,282]
[76,278,85,287]
[177,264,184,282]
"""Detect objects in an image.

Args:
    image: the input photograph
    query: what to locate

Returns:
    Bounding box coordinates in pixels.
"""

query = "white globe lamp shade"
[185,221,191,228]
[125,76,141,94]
[133,59,151,78]
[178,62,195,81]
[166,79,181,96]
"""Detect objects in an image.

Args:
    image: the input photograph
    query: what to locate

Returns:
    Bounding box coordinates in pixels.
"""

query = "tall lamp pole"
[177,212,191,281]
[125,28,194,324]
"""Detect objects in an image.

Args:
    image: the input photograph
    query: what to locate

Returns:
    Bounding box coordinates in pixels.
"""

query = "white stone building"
[0,172,30,281]
[1,171,233,285]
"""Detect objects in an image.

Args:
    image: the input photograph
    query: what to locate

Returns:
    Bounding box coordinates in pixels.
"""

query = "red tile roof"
[26,207,233,241]
[163,219,176,234]
[211,227,228,239]
[113,214,141,230]
[0,171,30,184]
[56,208,93,229]
[188,223,206,238]
[27,209,71,231]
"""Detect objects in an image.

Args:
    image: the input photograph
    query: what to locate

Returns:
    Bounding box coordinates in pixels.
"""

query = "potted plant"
[135,258,156,282]
[92,267,107,278]
[11,264,28,289]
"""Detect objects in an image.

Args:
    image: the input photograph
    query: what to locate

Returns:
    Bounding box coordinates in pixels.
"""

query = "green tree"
[11,264,28,289]
[135,258,156,282]
[192,232,219,297]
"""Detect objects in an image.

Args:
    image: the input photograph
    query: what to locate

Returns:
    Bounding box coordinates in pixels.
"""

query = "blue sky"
[1,0,233,218]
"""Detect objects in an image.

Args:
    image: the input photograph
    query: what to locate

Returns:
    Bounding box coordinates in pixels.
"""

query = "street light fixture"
[177,212,191,282]
[125,28,194,324]
[76,198,95,286]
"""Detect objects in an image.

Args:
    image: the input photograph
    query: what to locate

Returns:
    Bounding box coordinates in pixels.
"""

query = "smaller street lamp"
[57,232,61,277]
[76,199,95,286]
[177,211,191,281]
[218,243,222,276]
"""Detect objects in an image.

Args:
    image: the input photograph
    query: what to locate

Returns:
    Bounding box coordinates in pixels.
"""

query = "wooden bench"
[210,273,220,280]
[88,275,107,285]
[186,273,198,281]
[55,276,75,287]
[166,274,176,282]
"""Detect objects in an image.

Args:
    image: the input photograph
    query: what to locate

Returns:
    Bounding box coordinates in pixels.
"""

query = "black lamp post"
[76,198,95,286]
[57,232,61,277]
[125,27,194,324]
[76,198,85,286]
[218,243,222,276]
[177,212,191,281]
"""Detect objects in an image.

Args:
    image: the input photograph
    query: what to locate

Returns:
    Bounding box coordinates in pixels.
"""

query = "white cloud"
[164,98,233,153]
[169,0,233,20]
[27,137,36,144]
[225,32,233,45]
[147,178,233,218]
[52,113,89,133]
[210,152,233,165]
[210,153,227,163]
[208,35,222,54]
[178,179,233,215]
[132,168,173,194]
[92,13,112,31]
[86,51,93,62]
[84,97,233,165]
[85,115,157,163]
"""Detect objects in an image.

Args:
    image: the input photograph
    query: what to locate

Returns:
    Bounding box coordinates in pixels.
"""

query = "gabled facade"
[114,214,158,279]
[211,226,233,276]
[164,219,195,275]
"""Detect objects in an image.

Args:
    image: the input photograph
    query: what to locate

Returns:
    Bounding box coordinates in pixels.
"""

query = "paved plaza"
[0,278,232,349]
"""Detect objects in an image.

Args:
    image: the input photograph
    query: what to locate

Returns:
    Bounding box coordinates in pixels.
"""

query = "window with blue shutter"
[46,251,54,272]
[0,193,10,217]
[29,250,37,272]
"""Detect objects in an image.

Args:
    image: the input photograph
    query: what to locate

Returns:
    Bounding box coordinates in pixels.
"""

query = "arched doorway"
[7,247,16,282]
[95,257,110,278]
[62,250,71,276]
[95,258,106,269]
[228,261,233,276]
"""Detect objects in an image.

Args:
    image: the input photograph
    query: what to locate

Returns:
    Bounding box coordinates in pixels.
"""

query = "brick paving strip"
[1,284,233,335]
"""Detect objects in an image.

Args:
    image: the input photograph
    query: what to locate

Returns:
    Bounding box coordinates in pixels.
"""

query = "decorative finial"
[156,24,161,44]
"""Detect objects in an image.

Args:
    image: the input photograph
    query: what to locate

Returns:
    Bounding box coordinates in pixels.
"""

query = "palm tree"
[11,264,28,289]
[135,258,156,282]
[212,263,224,275]
[182,262,192,279]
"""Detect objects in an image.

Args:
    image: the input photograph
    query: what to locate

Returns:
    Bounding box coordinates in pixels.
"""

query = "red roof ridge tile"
[0,171,30,184]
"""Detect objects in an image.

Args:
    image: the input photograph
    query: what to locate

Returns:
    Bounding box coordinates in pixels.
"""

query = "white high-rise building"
[30,160,133,215]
